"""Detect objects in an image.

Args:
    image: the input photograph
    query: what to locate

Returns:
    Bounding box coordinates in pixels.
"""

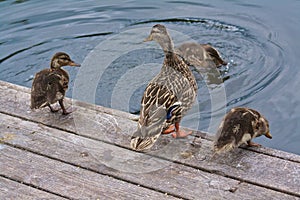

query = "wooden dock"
[0,80,299,200]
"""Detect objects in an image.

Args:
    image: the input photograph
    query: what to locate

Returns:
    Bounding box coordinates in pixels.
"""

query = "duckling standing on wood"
[31,52,80,115]
[213,107,272,154]
[130,24,198,151]
[177,42,227,68]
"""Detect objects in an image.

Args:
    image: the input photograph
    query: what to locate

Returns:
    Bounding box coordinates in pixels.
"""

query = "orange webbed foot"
[171,122,192,138]
[162,124,175,134]
[247,141,261,147]
[171,130,192,138]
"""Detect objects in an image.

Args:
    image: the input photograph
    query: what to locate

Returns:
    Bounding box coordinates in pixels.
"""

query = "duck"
[213,107,272,154]
[176,42,227,68]
[130,24,198,151]
[31,52,80,115]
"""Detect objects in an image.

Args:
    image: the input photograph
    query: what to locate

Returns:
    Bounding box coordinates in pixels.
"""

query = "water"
[0,0,300,155]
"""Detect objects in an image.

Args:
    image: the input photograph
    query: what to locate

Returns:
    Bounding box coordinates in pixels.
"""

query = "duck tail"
[213,140,235,154]
[130,128,161,151]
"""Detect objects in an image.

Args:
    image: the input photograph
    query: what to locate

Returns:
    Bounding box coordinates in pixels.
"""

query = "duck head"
[253,115,272,139]
[144,24,174,53]
[50,52,81,69]
[201,44,228,67]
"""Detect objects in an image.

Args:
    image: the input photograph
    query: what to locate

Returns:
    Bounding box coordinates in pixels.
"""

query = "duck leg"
[59,99,75,115]
[171,122,192,138]
[247,140,261,147]
[162,124,175,134]
[48,105,60,113]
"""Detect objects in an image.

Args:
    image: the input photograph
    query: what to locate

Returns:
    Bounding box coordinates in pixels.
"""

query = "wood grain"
[0,113,297,200]
[0,176,67,200]
[0,80,299,199]
[0,145,180,200]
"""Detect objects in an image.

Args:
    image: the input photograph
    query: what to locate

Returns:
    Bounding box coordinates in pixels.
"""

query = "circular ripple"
[90,17,284,133]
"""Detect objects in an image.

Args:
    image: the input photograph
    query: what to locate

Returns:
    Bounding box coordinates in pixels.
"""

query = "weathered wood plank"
[0,80,300,197]
[0,176,67,200]
[0,145,180,200]
[0,80,138,121]
[0,113,297,200]
[1,80,300,162]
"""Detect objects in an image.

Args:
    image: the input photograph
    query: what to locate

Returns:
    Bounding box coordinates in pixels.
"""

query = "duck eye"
[151,28,160,33]
[60,55,69,61]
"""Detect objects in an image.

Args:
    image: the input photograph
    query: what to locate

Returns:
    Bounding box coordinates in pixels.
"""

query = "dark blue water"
[0,0,299,155]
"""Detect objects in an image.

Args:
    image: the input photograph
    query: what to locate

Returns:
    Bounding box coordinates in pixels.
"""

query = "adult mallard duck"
[213,107,272,154]
[31,52,80,115]
[130,24,198,151]
[177,42,227,68]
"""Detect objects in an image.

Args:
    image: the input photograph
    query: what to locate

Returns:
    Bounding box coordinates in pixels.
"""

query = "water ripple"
[120,16,285,133]
[0,0,298,154]
[0,41,45,64]
[131,17,246,33]
[74,32,114,39]
[166,1,214,7]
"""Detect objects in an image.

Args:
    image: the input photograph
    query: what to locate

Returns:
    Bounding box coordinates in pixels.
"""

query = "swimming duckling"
[130,24,198,151]
[177,42,227,68]
[31,52,80,115]
[213,107,272,154]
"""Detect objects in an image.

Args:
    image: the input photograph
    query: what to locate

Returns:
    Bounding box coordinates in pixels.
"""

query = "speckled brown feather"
[214,107,271,154]
[30,52,79,113]
[131,25,198,151]
[139,54,197,129]
[201,44,227,67]
[31,68,69,109]
[177,42,227,68]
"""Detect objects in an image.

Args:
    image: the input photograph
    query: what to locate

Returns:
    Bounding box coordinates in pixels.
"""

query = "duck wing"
[31,70,66,109]
[131,103,167,151]
[213,108,258,153]
[140,82,177,126]
[131,78,179,149]
[131,62,197,150]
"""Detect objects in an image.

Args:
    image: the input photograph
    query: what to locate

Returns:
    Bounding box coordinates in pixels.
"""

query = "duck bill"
[143,34,153,42]
[69,61,81,67]
[265,131,272,139]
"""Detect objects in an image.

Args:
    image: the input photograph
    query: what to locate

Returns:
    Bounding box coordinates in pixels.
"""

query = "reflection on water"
[0,0,299,155]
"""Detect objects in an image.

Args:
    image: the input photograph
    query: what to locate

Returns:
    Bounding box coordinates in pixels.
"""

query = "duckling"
[213,107,272,154]
[130,24,198,151]
[177,42,227,68]
[31,52,80,115]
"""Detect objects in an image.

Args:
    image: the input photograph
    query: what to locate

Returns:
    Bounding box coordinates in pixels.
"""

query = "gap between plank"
[0,110,299,198]
[0,174,71,200]
[1,142,190,200]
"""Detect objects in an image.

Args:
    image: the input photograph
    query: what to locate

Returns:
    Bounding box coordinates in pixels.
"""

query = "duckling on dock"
[213,107,272,154]
[31,52,80,115]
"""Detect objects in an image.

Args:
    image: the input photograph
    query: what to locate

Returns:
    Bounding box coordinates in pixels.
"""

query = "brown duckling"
[177,42,227,68]
[213,107,272,154]
[31,52,80,115]
[130,24,198,151]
